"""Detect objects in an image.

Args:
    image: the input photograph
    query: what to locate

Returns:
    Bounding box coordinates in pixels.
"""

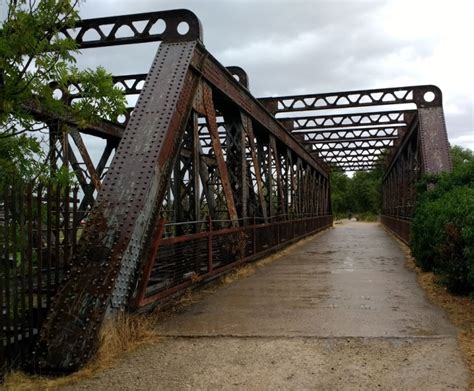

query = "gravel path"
[62,222,469,390]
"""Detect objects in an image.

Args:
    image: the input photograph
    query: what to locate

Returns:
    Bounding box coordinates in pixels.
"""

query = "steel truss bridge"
[14,9,451,373]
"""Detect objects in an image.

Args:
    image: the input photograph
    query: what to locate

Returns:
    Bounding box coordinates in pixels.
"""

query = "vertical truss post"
[192,112,201,223]
[269,136,285,216]
[416,89,452,174]
[267,135,274,218]
[202,82,239,226]
[242,114,268,222]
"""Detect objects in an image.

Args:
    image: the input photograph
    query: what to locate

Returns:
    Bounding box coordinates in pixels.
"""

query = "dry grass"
[1,313,160,391]
[397,238,474,389]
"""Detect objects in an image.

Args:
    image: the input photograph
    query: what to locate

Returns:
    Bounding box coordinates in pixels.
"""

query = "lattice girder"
[35,27,330,371]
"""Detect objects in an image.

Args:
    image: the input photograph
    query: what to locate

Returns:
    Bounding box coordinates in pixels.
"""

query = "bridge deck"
[63,222,468,390]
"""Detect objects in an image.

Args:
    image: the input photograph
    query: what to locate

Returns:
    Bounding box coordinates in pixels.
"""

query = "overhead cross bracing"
[57,70,434,174]
[259,87,439,172]
[53,14,441,175]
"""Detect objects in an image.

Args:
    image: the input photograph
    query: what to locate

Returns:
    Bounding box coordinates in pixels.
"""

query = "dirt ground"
[403,246,474,390]
[3,221,471,390]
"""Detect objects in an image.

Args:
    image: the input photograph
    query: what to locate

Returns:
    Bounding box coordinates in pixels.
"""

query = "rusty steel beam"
[259,85,441,115]
[65,67,248,102]
[69,129,102,191]
[280,110,416,130]
[305,135,399,144]
[317,141,394,151]
[201,82,239,225]
[63,9,203,48]
[25,100,125,140]
[35,39,202,372]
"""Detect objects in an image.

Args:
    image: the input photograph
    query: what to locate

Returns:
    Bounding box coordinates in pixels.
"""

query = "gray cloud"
[74,0,473,154]
[3,0,471,163]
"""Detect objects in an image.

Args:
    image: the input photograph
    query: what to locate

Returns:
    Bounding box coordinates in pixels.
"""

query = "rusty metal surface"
[64,9,203,48]
[381,87,452,238]
[259,85,441,114]
[418,106,452,173]
[35,40,200,372]
[194,46,328,177]
[381,215,411,244]
[226,66,249,89]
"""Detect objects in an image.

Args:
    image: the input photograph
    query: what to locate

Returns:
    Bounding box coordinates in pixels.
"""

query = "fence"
[0,181,81,377]
[1,180,332,377]
[133,214,333,308]
[380,215,411,244]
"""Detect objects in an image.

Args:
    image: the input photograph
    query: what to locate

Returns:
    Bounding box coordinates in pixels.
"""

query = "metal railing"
[0,181,82,377]
[133,214,333,308]
[380,215,411,244]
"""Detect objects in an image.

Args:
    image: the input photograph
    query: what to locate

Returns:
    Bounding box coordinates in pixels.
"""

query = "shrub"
[356,212,379,222]
[411,150,474,294]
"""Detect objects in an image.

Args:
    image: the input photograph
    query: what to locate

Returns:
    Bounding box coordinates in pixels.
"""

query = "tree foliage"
[0,0,126,182]
[330,167,382,219]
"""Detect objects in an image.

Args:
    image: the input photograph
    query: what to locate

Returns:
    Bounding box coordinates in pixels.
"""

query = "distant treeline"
[330,166,383,221]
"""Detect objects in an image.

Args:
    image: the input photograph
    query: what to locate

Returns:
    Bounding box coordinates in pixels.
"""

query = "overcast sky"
[1,0,473,162]
[72,0,474,151]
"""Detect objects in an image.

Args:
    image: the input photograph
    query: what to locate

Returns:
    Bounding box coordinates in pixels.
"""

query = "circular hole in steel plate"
[177,21,189,35]
[423,91,436,102]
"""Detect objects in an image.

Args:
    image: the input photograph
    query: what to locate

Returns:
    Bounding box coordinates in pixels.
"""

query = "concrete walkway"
[64,222,469,390]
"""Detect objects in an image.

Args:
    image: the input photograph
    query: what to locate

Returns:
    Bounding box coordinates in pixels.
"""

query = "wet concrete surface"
[64,221,469,390]
[157,221,457,338]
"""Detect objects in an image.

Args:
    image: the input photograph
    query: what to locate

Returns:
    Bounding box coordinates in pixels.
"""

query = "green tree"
[348,170,382,215]
[330,167,382,219]
[0,0,126,182]
[330,169,351,216]
[450,145,474,169]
